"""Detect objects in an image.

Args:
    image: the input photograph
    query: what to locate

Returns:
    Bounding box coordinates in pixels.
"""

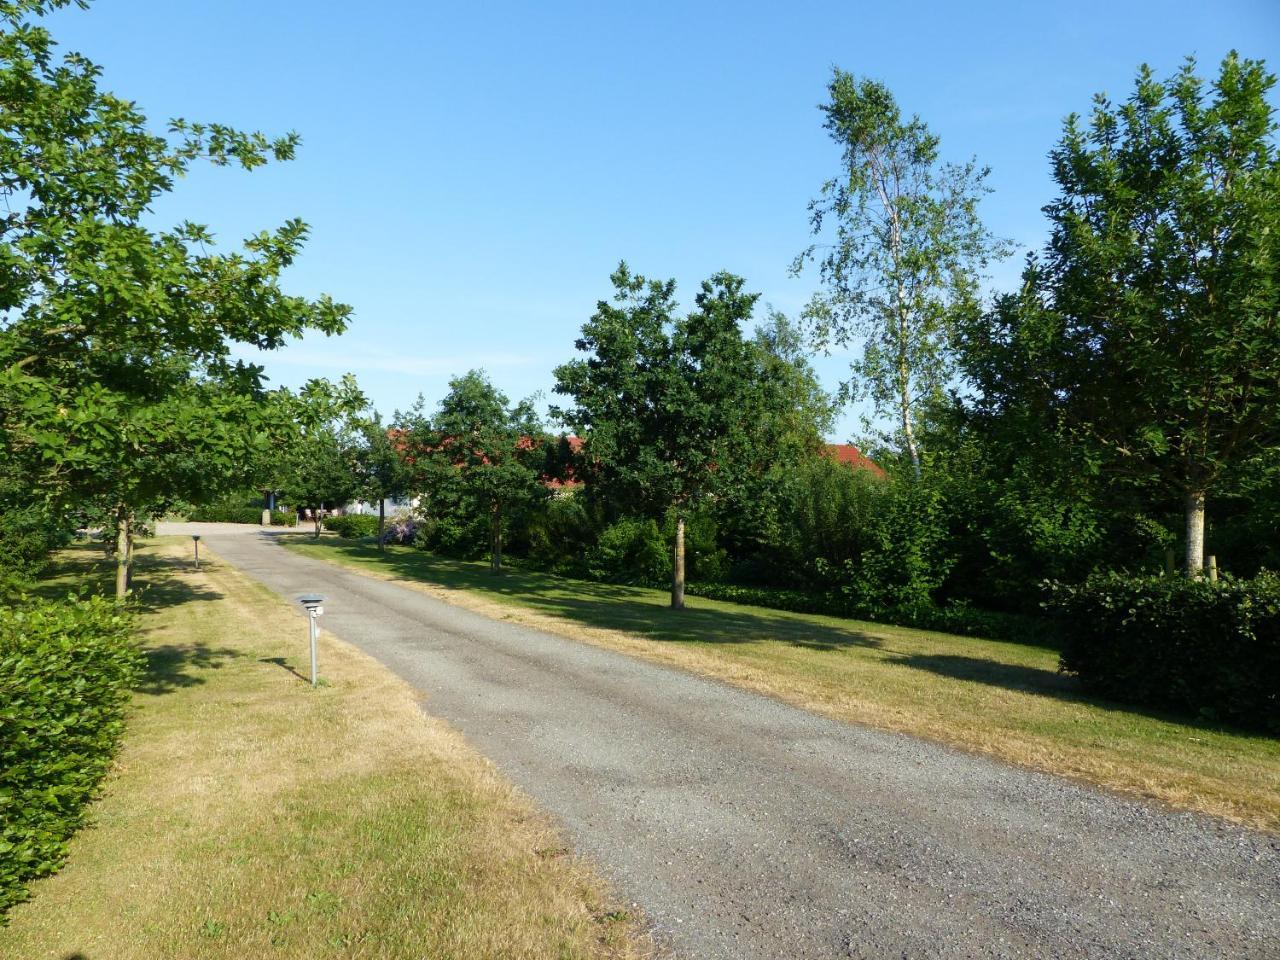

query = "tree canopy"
[0,0,349,592]
[961,53,1280,575]
[794,69,1009,476]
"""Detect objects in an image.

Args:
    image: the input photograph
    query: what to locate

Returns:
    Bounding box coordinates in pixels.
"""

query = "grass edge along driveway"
[0,539,650,960]
[283,535,1280,833]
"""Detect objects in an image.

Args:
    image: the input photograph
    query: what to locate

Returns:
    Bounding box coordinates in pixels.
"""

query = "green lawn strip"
[0,538,645,959]
[284,535,1280,832]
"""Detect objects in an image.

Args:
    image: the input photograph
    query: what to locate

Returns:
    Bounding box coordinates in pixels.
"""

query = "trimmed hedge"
[187,505,263,524]
[0,597,142,918]
[322,514,380,539]
[685,581,1053,647]
[186,506,296,526]
[1052,572,1280,732]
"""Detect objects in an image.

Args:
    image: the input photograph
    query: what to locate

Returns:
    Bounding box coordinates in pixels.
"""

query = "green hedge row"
[322,514,380,539]
[186,506,296,526]
[685,581,1053,647]
[187,505,262,524]
[1052,572,1280,732]
[0,596,142,918]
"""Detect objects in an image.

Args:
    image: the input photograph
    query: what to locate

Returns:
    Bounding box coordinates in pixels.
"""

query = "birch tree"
[793,70,1008,477]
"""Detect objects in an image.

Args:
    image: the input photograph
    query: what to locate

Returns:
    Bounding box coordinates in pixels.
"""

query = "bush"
[187,505,263,525]
[588,518,671,584]
[270,510,297,527]
[0,596,141,918]
[523,494,601,577]
[322,514,380,539]
[1052,572,1280,732]
[0,506,70,593]
[381,516,417,545]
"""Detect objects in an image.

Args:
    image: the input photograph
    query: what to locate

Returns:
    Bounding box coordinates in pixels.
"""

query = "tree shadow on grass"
[136,643,241,696]
[888,651,1265,736]
[891,653,1079,697]
[283,536,883,652]
[32,549,224,610]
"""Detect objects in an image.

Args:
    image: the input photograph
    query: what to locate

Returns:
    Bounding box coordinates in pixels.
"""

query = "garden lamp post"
[296,594,326,687]
[191,534,201,571]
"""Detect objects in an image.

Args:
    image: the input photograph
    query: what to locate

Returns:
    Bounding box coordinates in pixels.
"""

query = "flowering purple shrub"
[381,516,418,545]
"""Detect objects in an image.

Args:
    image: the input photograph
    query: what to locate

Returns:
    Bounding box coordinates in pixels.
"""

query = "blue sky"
[49,0,1279,439]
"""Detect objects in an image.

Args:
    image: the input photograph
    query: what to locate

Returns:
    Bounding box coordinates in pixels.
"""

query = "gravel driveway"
[161,523,1279,960]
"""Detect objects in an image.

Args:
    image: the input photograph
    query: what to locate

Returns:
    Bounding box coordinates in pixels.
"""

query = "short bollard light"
[296,594,326,687]
[191,534,201,571]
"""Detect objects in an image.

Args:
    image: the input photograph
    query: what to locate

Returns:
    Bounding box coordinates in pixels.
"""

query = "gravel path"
[163,523,1279,960]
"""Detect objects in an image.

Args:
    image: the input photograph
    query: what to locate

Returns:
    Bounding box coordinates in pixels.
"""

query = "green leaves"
[0,1,351,528]
[794,68,1010,473]
[0,594,141,918]
[970,54,1280,571]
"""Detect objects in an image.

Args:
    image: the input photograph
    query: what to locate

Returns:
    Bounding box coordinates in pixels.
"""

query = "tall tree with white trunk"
[793,69,1009,478]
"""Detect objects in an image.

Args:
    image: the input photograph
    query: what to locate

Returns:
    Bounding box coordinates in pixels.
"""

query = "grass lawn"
[284,535,1280,833]
[0,539,648,959]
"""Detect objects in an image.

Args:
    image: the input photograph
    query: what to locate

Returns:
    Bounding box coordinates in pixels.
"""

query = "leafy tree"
[553,264,766,608]
[963,54,1280,575]
[278,377,365,538]
[353,413,412,550]
[793,69,1009,477]
[0,0,349,593]
[403,371,544,572]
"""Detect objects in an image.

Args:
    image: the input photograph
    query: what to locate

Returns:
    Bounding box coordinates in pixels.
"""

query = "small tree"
[278,377,366,538]
[965,54,1280,575]
[0,1,349,594]
[554,264,764,609]
[406,371,543,572]
[354,414,412,550]
[793,69,1009,477]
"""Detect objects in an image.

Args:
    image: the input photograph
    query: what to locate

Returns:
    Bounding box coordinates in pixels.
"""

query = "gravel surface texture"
[163,523,1280,960]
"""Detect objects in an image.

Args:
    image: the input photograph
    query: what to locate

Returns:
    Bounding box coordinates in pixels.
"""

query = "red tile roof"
[822,443,885,477]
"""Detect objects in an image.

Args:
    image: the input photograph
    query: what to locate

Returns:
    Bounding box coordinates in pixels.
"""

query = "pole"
[1207,555,1218,583]
[308,610,318,687]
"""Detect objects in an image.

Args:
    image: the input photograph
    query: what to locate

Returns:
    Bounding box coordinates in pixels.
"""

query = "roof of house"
[822,443,886,477]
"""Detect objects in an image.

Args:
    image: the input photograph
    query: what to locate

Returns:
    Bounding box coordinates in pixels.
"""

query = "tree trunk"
[1185,490,1206,578]
[897,316,921,480]
[900,392,921,479]
[490,502,502,573]
[378,498,386,551]
[114,505,131,599]
[313,505,322,539]
[671,514,686,610]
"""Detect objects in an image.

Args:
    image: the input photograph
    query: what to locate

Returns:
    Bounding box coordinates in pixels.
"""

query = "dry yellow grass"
[286,538,1280,833]
[0,539,650,959]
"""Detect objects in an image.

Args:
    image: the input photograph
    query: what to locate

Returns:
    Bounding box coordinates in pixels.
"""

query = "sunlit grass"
[285,535,1280,832]
[1,538,646,959]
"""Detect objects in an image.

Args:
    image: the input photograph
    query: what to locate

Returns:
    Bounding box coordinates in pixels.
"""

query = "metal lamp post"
[191,534,201,571]
[296,594,326,687]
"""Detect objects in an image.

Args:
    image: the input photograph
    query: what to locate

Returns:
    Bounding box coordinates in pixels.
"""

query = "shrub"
[187,505,263,525]
[270,510,297,527]
[0,506,70,593]
[1052,572,1280,732]
[322,514,380,539]
[523,494,601,577]
[588,518,671,584]
[382,515,417,545]
[0,596,142,918]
